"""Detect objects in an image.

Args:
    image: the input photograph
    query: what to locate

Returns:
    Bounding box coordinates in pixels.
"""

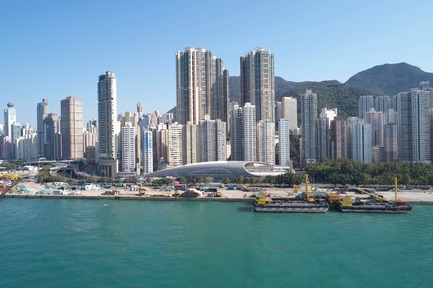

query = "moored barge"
[337,177,412,214]
[253,175,329,213]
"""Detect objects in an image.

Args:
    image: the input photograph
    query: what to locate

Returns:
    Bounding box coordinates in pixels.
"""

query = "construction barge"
[253,175,329,213]
[332,177,412,213]
[254,176,411,214]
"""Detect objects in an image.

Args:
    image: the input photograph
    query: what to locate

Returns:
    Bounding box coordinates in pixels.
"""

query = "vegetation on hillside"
[346,62,433,95]
[303,159,433,186]
[229,76,373,120]
[276,80,373,119]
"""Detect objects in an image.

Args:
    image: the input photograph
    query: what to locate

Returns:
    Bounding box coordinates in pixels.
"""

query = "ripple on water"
[0,199,432,288]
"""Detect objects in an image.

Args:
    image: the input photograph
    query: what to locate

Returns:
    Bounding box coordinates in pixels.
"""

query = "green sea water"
[0,199,432,288]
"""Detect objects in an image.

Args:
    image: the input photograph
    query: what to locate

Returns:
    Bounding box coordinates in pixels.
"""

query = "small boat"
[253,175,329,213]
[337,177,412,214]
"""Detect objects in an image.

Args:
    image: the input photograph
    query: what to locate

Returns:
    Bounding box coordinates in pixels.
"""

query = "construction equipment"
[138,187,147,196]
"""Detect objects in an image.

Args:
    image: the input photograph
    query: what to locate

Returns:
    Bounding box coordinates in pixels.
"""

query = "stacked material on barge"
[253,175,329,213]
[336,177,412,214]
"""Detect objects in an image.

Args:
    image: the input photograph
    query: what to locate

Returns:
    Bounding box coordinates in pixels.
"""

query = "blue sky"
[1,0,433,126]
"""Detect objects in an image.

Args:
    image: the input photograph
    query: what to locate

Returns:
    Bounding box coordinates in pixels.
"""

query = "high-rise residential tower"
[61,96,84,160]
[281,97,298,130]
[97,71,119,178]
[384,122,398,162]
[230,103,243,161]
[243,102,257,161]
[198,116,227,162]
[364,109,385,147]
[397,89,430,163]
[374,95,392,113]
[358,95,374,119]
[257,120,275,165]
[176,47,229,125]
[141,128,153,174]
[37,99,48,157]
[44,113,61,160]
[279,119,291,167]
[121,122,136,173]
[240,48,275,122]
[167,122,183,167]
[330,116,347,160]
[317,108,338,161]
[183,122,198,165]
[346,117,372,163]
[301,90,317,164]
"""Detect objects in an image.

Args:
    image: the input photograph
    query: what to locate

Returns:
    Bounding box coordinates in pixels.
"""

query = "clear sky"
[1,0,433,127]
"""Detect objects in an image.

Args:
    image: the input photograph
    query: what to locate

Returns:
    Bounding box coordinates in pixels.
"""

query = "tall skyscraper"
[317,116,329,162]
[155,124,169,170]
[121,122,136,173]
[36,99,48,157]
[11,122,21,144]
[279,119,291,167]
[214,59,230,126]
[358,95,374,119]
[61,96,84,160]
[317,108,337,161]
[4,102,16,138]
[183,122,198,165]
[44,113,61,160]
[198,117,227,162]
[98,71,119,178]
[281,97,298,130]
[230,103,243,161]
[141,128,153,174]
[137,102,143,115]
[330,116,347,160]
[240,48,275,122]
[384,123,398,162]
[120,111,141,174]
[167,122,183,167]
[243,103,256,161]
[397,89,430,163]
[176,47,229,125]
[257,120,275,165]
[346,117,372,163]
[364,109,385,147]
[301,90,317,164]
[374,95,392,113]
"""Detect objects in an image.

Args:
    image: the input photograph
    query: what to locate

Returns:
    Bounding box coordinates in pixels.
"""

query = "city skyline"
[2,0,433,126]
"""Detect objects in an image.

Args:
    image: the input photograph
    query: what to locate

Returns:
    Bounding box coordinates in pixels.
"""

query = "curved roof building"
[145,161,289,180]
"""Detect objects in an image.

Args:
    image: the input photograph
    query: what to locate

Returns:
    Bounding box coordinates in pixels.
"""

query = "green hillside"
[345,62,433,95]
[229,77,372,119]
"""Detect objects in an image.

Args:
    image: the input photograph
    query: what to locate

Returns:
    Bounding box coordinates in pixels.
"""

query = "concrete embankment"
[5,179,433,204]
[4,193,433,204]
[4,194,255,202]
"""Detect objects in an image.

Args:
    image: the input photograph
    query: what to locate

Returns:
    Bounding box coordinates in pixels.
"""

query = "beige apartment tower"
[61,96,84,160]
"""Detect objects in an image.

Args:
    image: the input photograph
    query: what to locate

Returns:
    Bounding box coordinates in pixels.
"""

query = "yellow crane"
[351,186,385,202]
[305,175,315,203]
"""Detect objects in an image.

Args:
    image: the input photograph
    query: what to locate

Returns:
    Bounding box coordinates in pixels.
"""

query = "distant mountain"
[228,77,371,119]
[173,63,433,120]
[345,63,433,95]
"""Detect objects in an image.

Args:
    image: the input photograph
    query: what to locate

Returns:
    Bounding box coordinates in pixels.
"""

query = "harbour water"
[0,198,432,288]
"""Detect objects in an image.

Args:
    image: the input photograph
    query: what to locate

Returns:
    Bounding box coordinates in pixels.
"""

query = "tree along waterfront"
[303,159,433,186]
[13,159,433,188]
